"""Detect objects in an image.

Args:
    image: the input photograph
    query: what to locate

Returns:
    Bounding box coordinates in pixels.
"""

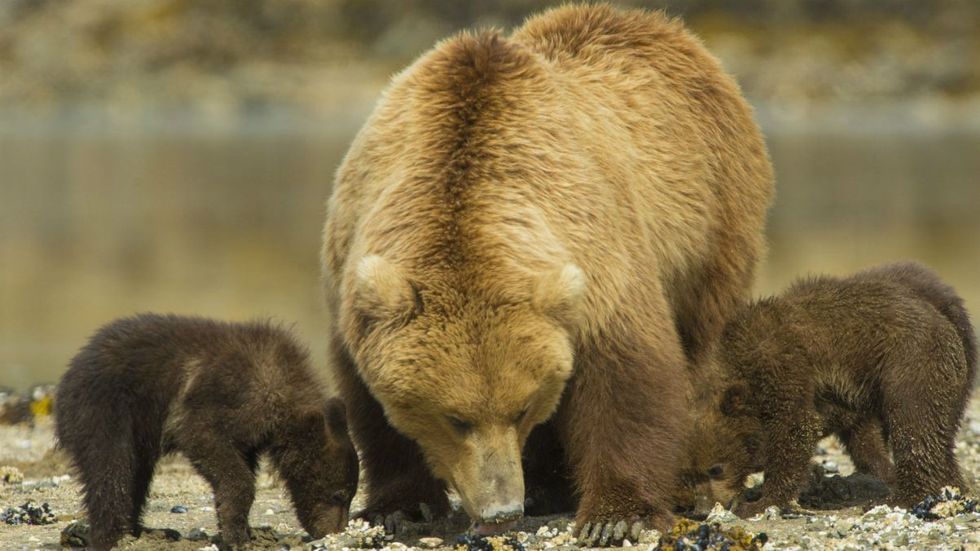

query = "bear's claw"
[577,519,644,547]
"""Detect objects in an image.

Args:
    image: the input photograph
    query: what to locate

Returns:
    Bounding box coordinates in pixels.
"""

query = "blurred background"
[1,0,978,390]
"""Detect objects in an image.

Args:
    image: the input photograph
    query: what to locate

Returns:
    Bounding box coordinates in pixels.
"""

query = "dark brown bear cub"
[55,314,359,550]
[690,262,976,516]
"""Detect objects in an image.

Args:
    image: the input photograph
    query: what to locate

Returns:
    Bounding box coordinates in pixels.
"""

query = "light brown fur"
[322,4,773,542]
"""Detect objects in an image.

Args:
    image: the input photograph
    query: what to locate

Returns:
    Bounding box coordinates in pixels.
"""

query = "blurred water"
[1,106,978,389]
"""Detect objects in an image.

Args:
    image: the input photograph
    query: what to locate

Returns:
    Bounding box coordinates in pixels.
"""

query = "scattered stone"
[264,508,276,515]
[1,500,55,525]
[455,533,525,551]
[705,502,739,524]
[659,519,766,550]
[419,536,444,547]
[0,465,24,484]
[761,506,782,520]
[171,504,188,513]
[60,520,91,547]
[309,518,386,549]
[186,527,210,541]
[635,528,661,545]
[28,384,56,417]
[911,487,978,520]
[142,527,182,541]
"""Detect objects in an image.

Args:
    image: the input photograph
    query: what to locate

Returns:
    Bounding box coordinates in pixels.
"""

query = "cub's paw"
[355,502,440,536]
[734,501,769,518]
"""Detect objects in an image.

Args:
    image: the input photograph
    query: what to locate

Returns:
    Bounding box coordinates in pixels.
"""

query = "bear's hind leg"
[128,445,162,535]
[78,438,139,549]
[884,396,965,506]
[882,340,968,507]
[839,418,894,484]
[58,412,138,551]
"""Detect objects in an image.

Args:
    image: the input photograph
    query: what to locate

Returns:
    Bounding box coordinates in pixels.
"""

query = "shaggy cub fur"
[690,262,976,516]
[55,314,358,550]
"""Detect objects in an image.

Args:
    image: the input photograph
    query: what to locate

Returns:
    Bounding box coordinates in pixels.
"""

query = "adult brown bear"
[322,4,772,544]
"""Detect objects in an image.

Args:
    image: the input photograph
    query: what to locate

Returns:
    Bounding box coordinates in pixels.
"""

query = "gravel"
[0,397,978,549]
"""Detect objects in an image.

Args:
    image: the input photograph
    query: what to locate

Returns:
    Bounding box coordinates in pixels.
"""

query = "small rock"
[705,502,739,523]
[762,505,782,520]
[143,527,181,541]
[171,505,188,514]
[636,528,661,545]
[186,527,210,541]
[0,466,24,484]
[968,421,980,436]
[822,460,839,473]
[264,508,275,515]
[60,520,91,547]
[419,536,443,548]
[834,518,854,537]
[2,500,56,525]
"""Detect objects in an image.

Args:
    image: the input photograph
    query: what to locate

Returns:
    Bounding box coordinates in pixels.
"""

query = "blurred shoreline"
[2,0,979,389]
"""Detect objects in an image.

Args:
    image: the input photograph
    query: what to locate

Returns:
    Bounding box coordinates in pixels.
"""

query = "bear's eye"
[513,406,530,424]
[329,490,349,505]
[707,464,725,479]
[446,415,473,435]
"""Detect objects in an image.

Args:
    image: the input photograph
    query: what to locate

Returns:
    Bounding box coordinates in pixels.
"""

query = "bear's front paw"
[577,518,647,547]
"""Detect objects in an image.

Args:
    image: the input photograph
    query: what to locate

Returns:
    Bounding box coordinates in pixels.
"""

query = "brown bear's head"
[683,382,764,513]
[342,255,586,529]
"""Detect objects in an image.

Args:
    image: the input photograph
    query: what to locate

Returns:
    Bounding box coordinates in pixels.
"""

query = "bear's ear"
[353,255,421,323]
[719,382,750,416]
[532,263,586,325]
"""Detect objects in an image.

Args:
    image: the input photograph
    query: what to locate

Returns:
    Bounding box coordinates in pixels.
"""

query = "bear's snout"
[479,501,524,524]
[449,424,525,527]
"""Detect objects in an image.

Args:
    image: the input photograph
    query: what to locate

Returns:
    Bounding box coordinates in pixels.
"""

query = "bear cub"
[55,314,359,550]
[689,262,976,516]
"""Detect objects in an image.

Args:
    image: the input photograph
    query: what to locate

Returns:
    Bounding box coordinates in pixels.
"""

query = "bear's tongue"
[473,519,518,536]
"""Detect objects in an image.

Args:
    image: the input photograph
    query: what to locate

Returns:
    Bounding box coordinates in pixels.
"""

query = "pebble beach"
[1,396,978,550]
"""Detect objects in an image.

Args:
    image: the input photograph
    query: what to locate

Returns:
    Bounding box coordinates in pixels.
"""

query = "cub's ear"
[324,397,350,436]
[532,264,586,325]
[719,382,750,417]
[353,255,421,323]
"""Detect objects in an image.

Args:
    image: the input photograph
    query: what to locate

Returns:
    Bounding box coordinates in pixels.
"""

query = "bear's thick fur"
[687,263,976,516]
[56,315,359,550]
[322,4,773,541]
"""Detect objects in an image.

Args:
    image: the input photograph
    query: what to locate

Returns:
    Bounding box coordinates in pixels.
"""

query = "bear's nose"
[479,502,524,524]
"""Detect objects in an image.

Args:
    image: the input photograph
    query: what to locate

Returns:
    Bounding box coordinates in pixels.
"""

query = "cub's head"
[681,382,763,514]
[289,398,359,538]
[342,255,586,531]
